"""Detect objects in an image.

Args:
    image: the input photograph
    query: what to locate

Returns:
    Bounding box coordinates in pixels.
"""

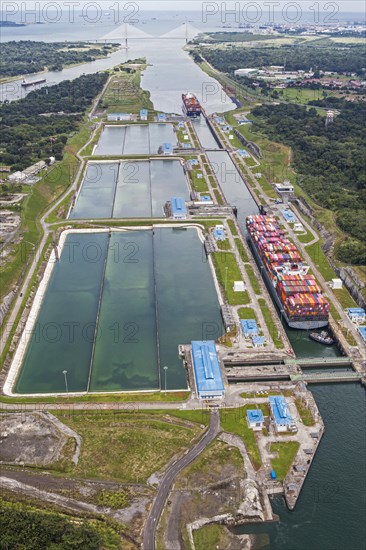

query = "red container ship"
[182,93,202,117]
[246,215,329,329]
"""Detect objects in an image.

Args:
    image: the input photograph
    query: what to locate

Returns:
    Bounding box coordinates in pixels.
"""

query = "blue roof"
[163,143,173,153]
[247,409,264,423]
[237,149,249,157]
[157,113,166,121]
[252,336,265,345]
[347,308,365,316]
[140,109,148,115]
[358,326,366,342]
[200,195,211,202]
[189,158,198,165]
[282,209,297,223]
[240,319,259,337]
[213,228,225,241]
[183,142,192,148]
[269,396,293,426]
[171,197,186,216]
[191,341,224,395]
[271,470,277,480]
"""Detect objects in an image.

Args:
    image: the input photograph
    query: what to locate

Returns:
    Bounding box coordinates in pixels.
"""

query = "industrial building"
[247,409,264,430]
[269,395,296,433]
[347,308,365,324]
[8,160,47,184]
[241,319,259,339]
[171,197,187,220]
[191,340,225,399]
[107,112,132,121]
[140,109,148,121]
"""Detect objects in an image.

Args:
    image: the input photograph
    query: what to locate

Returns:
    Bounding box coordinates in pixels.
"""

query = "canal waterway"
[94,124,177,156]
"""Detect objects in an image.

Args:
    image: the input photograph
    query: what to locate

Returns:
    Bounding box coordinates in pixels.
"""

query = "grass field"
[258,298,285,349]
[295,398,315,427]
[220,404,270,470]
[101,64,153,114]
[55,410,205,482]
[270,441,300,481]
[238,307,257,321]
[212,252,250,305]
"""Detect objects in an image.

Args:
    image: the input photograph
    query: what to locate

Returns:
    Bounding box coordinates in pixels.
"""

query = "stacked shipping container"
[246,215,329,326]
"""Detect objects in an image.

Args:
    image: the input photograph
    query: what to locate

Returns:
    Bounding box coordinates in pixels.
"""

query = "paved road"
[142,409,220,550]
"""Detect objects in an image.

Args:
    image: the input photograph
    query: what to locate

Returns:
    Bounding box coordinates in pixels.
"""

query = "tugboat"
[309,330,334,346]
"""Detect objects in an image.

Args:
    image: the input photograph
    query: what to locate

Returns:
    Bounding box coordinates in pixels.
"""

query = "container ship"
[21,78,47,88]
[246,215,329,329]
[182,93,201,117]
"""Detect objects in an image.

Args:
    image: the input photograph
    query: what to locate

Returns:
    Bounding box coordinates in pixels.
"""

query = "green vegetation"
[245,265,261,295]
[258,298,285,349]
[297,231,315,244]
[220,405,270,469]
[55,410,204,482]
[0,391,190,405]
[193,524,233,549]
[235,237,249,262]
[96,489,129,509]
[295,398,315,427]
[0,41,116,78]
[99,62,153,114]
[0,507,102,549]
[216,239,231,251]
[227,218,238,236]
[212,251,250,305]
[0,72,108,170]
[178,439,243,486]
[238,307,257,321]
[270,441,300,481]
[189,169,209,193]
[199,43,366,76]
[252,102,366,265]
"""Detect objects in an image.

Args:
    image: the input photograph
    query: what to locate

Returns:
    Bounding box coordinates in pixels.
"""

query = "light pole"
[62,370,69,395]
[225,266,228,292]
[163,366,168,393]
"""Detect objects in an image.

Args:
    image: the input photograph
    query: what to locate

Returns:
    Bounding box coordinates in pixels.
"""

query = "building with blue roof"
[347,308,365,324]
[237,149,249,158]
[140,109,148,120]
[213,228,226,241]
[171,197,187,220]
[252,335,265,348]
[240,319,259,338]
[162,143,173,155]
[269,395,295,433]
[247,409,264,430]
[282,209,297,223]
[157,113,167,122]
[199,195,213,204]
[358,326,366,343]
[191,341,224,399]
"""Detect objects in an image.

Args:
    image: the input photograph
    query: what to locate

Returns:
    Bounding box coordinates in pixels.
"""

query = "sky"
[12,1,366,12]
